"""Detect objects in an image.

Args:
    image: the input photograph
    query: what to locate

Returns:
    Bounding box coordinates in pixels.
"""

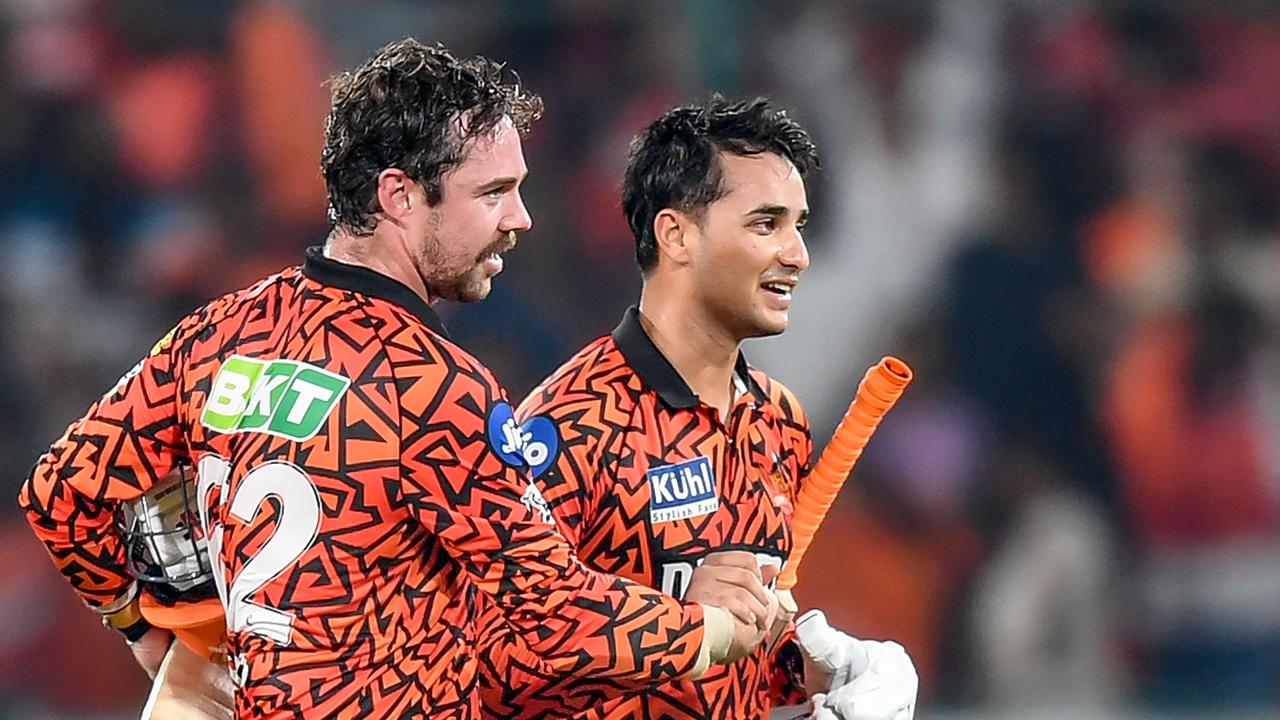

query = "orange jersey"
[477,307,813,718]
[20,252,705,719]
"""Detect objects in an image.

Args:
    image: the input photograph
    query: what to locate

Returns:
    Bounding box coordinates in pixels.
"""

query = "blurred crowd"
[0,1,1277,717]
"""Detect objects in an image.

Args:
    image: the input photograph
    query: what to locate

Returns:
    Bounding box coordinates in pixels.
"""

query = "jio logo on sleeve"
[487,402,559,479]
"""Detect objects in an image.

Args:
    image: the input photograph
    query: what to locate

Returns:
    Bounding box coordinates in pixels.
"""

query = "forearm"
[20,452,136,609]
[445,514,706,683]
[20,338,185,610]
[476,595,736,718]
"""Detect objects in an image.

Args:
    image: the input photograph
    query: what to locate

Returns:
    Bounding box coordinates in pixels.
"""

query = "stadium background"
[1,1,1278,718]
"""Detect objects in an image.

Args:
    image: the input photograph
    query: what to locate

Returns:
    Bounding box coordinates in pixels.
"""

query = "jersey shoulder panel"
[749,368,810,432]
[358,298,505,396]
[513,335,638,542]
[519,334,637,420]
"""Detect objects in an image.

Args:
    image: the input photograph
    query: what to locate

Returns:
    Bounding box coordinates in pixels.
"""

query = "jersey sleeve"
[476,610,639,719]
[392,349,705,693]
[510,381,611,545]
[17,326,188,611]
[767,379,815,706]
[469,385,649,717]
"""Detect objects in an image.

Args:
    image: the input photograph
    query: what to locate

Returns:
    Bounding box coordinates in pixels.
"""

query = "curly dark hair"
[321,38,543,234]
[622,95,819,274]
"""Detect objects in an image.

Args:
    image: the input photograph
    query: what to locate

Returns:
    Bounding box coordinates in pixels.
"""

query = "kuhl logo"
[200,355,350,441]
[647,456,719,524]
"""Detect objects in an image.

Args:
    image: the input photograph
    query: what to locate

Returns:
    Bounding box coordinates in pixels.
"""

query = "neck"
[325,227,433,304]
[638,276,740,419]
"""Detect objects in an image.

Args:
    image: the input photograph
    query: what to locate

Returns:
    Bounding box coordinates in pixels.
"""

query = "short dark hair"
[622,96,819,274]
[321,38,544,234]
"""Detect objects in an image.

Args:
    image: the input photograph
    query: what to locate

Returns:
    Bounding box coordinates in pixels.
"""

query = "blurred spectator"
[969,443,1123,709]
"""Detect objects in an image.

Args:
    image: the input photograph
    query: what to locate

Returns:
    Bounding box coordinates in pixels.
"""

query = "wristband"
[692,604,735,679]
[101,597,153,643]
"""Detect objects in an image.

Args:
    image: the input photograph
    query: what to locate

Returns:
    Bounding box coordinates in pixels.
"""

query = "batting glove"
[796,610,917,720]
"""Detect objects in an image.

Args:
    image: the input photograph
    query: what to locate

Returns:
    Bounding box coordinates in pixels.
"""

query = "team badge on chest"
[647,456,719,523]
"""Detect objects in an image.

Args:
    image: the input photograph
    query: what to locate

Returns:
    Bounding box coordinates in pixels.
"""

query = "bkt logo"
[647,456,718,523]
[200,355,350,441]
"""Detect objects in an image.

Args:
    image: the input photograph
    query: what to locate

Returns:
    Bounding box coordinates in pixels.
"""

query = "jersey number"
[197,455,321,644]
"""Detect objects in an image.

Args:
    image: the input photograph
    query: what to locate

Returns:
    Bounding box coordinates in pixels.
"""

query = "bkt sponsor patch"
[200,355,349,441]
[647,456,718,523]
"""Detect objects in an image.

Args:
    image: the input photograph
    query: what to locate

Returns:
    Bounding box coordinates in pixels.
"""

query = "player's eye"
[479,183,512,199]
[751,218,776,232]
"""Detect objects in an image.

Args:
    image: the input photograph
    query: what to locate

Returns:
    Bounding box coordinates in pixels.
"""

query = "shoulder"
[167,268,301,352]
[517,335,632,425]
[108,269,305,398]
[337,304,509,431]
[748,368,809,431]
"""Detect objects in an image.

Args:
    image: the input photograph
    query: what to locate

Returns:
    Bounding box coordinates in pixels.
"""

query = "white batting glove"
[796,610,917,720]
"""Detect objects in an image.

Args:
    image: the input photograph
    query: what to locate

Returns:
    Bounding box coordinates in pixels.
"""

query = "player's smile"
[479,231,517,276]
[759,274,798,310]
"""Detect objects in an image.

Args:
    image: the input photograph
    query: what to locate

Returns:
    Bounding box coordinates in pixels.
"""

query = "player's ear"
[375,168,415,224]
[653,208,694,267]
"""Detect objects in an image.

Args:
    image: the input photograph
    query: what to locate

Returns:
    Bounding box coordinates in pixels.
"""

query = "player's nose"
[502,191,533,234]
[778,228,809,272]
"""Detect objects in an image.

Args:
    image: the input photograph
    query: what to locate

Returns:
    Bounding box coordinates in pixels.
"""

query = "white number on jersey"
[196,455,322,644]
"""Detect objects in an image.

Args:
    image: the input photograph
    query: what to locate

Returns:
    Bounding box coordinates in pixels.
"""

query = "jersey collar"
[611,306,768,410]
[302,246,450,339]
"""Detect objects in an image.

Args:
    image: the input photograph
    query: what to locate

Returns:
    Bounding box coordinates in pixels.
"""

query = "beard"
[418,229,515,304]
[433,263,495,303]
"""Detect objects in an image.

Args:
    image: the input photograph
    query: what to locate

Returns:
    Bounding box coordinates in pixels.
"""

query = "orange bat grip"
[777,356,912,591]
